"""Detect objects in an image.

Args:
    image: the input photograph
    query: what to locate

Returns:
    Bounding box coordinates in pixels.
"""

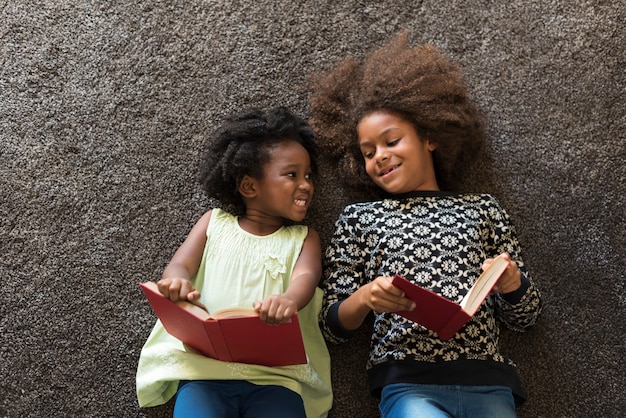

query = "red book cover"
[140,282,307,366]
[391,255,509,340]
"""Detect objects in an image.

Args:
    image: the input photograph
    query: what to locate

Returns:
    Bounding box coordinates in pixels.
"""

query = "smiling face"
[246,140,315,223]
[357,110,439,194]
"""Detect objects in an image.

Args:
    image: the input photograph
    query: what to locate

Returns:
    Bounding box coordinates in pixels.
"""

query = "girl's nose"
[299,179,312,190]
[376,149,389,163]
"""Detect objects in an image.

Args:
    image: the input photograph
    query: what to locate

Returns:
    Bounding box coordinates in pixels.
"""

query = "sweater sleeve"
[496,272,542,331]
[486,196,542,331]
[320,205,368,344]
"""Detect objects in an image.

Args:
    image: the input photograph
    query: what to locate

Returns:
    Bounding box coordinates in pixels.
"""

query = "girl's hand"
[253,295,298,325]
[485,253,522,294]
[157,277,201,303]
[361,276,416,313]
[336,276,415,332]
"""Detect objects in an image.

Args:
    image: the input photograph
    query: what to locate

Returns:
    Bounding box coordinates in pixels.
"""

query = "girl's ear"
[427,140,437,152]
[238,175,257,198]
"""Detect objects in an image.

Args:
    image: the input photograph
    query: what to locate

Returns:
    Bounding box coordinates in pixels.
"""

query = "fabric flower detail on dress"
[264,255,287,280]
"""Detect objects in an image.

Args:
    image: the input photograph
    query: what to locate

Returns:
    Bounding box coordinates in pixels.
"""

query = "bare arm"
[157,210,212,304]
[254,228,322,324]
[336,276,416,331]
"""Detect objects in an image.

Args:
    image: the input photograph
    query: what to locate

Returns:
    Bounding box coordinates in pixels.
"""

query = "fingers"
[488,253,522,294]
[367,277,416,312]
[254,295,297,324]
[483,252,512,270]
[157,278,199,302]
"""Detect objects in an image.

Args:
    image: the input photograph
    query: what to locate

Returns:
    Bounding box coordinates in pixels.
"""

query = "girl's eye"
[363,151,375,159]
[388,138,400,146]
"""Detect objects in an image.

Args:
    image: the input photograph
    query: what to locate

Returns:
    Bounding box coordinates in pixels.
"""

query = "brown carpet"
[1,1,624,417]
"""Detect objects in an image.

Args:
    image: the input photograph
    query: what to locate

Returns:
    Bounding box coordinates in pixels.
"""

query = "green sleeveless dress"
[136,209,332,417]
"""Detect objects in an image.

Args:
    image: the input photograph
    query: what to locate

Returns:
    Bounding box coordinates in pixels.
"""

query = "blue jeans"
[173,380,306,418]
[379,383,516,418]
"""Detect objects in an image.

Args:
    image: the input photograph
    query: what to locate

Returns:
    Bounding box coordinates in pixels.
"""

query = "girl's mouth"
[380,164,400,177]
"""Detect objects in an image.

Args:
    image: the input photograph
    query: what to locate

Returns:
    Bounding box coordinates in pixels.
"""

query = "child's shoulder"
[342,191,498,207]
[443,192,504,209]
[282,222,311,238]
[456,192,498,202]
[201,208,240,234]
[338,193,505,221]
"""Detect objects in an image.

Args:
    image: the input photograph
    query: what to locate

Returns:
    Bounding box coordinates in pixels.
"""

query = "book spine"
[438,310,472,340]
[203,320,234,362]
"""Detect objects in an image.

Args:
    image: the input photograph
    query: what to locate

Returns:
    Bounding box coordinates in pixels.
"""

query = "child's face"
[253,141,314,222]
[357,110,438,194]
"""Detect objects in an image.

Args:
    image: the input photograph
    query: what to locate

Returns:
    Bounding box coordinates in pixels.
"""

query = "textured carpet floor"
[1,1,624,417]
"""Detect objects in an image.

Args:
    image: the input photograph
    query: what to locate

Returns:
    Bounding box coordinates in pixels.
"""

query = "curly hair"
[309,31,485,193]
[198,106,319,215]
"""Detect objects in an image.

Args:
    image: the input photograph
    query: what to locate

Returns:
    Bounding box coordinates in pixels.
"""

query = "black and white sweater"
[320,191,542,405]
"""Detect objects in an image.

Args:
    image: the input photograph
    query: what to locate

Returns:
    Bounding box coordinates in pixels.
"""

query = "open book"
[391,255,509,340]
[140,282,307,366]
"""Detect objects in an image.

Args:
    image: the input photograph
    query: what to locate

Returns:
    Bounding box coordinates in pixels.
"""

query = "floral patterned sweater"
[320,191,542,405]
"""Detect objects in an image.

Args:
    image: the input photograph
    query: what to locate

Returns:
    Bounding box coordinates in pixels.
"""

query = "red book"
[391,255,509,340]
[140,282,307,366]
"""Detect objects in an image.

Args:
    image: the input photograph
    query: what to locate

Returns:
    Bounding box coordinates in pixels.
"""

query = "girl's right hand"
[361,276,416,313]
[338,276,417,332]
[157,277,201,303]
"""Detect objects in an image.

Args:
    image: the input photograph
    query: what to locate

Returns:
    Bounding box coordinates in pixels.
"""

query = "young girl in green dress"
[136,106,332,418]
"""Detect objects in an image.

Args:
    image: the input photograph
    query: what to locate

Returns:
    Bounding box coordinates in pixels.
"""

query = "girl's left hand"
[484,253,522,294]
[253,295,298,325]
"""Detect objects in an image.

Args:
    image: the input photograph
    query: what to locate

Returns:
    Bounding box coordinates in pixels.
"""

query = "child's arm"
[157,210,212,304]
[335,276,416,332]
[254,228,322,324]
[484,197,542,330]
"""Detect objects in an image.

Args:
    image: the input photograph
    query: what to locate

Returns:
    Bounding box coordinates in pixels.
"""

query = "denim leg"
[173,380,305,418]
[241,384,306,418]
[379,383,516,418]
[173,380,235,418]
[461,385,516,418]
[379,383,453,418]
